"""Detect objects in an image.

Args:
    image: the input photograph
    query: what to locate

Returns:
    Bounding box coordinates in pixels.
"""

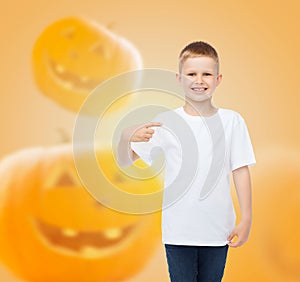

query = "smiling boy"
[117,41,256,281]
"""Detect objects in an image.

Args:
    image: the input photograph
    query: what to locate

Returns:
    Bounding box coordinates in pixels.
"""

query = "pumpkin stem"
[106,21,116,30]
[56,128,71,143]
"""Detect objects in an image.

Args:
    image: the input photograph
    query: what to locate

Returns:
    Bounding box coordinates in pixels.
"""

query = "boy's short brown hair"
[178,41,219,73]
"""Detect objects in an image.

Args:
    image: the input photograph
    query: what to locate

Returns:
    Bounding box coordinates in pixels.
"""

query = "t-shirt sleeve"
[230,113,256,171]
[130,123,163,166]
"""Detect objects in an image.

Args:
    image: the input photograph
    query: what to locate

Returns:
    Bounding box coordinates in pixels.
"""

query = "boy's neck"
[183,101,218,117]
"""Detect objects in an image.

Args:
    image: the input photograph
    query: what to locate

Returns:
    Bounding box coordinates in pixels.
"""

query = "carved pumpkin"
[32,17,142,113]
[224,148,300,281]
[0,145,162,282]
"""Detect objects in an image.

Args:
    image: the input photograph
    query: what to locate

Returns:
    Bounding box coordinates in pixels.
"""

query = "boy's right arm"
[116,122,162,167]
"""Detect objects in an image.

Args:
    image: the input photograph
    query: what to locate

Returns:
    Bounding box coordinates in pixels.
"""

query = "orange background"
[1,0,299,281]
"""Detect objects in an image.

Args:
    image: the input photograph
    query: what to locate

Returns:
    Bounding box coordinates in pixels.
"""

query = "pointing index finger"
[144,122,162,128]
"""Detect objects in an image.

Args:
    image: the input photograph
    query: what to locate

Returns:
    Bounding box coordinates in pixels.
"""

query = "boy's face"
[176,56,222,103]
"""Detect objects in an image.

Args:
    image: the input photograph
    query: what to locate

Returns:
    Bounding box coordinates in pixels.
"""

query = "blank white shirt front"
[131,107,256,246]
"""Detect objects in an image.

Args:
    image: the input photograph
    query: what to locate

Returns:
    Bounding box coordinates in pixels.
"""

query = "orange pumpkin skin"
[32,17,142,113]
[0,145,162,282]
[224,148,300,282]
[252,149,300,281]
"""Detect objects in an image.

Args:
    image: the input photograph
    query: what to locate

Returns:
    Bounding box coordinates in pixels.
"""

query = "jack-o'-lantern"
[224,148,300,281]
[32,17,142,114]
[0,145,162,282]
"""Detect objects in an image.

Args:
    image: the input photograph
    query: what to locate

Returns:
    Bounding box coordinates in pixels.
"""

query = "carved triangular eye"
[89,42,104,55]
[45,164,82,190]
[55,172,75,187]
[113,173,125,183]
[89,42,110,59]
[61,26,76,40]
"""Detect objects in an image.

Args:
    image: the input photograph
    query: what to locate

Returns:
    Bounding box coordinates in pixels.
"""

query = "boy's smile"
[191,86,208,94]
[177,56,222,104]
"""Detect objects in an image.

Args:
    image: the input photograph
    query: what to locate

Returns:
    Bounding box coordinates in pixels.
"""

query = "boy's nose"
[195,75,203,83]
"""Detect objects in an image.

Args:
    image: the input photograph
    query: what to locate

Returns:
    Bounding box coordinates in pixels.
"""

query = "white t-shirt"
[131,107,256,246]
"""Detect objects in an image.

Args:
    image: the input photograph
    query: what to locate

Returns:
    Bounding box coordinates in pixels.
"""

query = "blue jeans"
[165,244,229,282]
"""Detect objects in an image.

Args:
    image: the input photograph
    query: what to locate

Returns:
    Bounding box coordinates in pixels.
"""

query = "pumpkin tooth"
[103,228,122,240]
[55,64,65,74]
[80,76,89,83]
[61,228,78,237]
[80,246,100,257]
[62,81,73,90]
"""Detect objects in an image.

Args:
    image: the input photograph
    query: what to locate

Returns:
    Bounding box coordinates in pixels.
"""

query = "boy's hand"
[122,122,162,142]
[227,220,251,248]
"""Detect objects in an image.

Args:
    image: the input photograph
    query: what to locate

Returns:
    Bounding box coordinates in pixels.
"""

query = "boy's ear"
[216,74,223,86]
[176,72,181,83]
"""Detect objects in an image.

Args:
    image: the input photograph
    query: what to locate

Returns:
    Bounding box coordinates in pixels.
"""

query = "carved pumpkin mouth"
[33,218,137,258]
[46,54,103,93]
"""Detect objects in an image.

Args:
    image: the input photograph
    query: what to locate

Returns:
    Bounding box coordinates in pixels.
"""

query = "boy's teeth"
[192,87,206,92]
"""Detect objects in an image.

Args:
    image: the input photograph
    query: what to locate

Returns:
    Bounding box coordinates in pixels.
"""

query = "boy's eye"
[203,73,212,76]
[187,73,196,76]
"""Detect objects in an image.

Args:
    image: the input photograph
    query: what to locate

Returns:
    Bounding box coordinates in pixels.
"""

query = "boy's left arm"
[227,165,252,248]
